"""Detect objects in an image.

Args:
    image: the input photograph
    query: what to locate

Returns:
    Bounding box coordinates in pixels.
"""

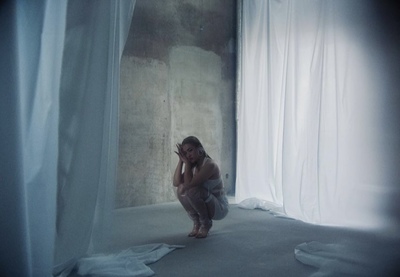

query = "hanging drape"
[236,0,387,228]
[0,0,135,276]
[0,1,67,276]
[54,1,135,274]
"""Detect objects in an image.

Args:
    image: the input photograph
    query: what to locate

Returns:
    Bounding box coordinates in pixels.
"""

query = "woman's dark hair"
[181,136,211,158]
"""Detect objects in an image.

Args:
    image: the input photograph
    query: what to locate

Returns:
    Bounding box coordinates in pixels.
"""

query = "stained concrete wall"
[116,0,236,208]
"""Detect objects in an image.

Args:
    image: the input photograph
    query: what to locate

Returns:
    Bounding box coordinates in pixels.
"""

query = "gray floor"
[96,200,400,277]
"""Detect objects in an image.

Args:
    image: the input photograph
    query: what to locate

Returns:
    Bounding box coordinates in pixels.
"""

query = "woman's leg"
[204,195,216,220]
[176,185,200,236]
[185,187,213,238]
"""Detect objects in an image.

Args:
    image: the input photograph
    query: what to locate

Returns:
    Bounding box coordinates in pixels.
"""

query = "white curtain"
[54,1,135,273]
[0,0,135,276]
[0,1,67,276]
[236,0,388,228]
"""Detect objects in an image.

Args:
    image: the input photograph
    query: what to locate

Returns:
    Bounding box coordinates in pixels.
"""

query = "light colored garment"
[202,177,229,220]
[207,193,229,220]
[202,177,222,191]
[195,157,229,220]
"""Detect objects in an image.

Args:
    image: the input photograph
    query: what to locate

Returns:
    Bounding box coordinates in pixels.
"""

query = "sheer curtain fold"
[55,0,135,274]
[0,0,135,276]
[237,0,385,228]
[0,1,67,276]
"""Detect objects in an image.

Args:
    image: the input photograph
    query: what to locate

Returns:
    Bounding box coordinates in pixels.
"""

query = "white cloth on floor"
[238,197,292,219]
[294,241,393,277]
[76,243,184,277]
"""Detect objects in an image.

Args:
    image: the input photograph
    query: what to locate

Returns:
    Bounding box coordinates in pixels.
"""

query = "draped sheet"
[0,0,136,276]
[236,0,387,228]
[295,241,400,276]
[54,0,136,274]
[74,244,184,277]
[0,1,67,276]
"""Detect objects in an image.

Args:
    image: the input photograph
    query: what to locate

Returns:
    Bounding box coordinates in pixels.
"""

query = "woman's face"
[182,143,200,164]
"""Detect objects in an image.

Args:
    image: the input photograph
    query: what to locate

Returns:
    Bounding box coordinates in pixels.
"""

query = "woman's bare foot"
[188,223,200,237]
[195,220,212,238]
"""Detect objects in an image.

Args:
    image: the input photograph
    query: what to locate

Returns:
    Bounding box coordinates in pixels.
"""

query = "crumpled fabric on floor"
[76,243,184,277]
[238,197,293,219]
[294,241,397,277]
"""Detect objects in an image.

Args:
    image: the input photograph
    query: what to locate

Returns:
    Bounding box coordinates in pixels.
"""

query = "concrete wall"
[116,0,236,208]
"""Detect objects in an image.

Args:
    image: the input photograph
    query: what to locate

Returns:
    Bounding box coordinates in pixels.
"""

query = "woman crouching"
[173,136,229,238]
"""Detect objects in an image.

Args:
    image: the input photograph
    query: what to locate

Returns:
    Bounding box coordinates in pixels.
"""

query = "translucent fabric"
[295,241,400,276]
[54,1,136,273]
[0,0,135,276]
[75,244,184,277]
[238,198,286,217]
[236,0,389,228]
[0,1,67,276]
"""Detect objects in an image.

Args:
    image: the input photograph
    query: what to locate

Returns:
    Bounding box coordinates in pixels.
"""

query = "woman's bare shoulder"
[205,159,220,176]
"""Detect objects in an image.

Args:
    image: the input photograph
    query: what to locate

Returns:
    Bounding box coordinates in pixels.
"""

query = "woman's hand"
[175,143,189,164]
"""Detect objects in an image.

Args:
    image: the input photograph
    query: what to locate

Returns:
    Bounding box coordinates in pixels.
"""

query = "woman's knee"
[186,186,208,200]
[177,184,185,196]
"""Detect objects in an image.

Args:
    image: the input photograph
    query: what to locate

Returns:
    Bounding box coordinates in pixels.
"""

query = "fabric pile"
[72,244,184,277]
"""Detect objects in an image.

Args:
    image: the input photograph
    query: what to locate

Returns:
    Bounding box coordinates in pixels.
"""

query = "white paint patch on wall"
[117,46,235,208]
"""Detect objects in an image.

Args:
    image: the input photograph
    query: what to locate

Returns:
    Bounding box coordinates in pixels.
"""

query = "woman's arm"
[182,162,193,186]
[173,159,184,187]
[183,161,218,189]
[173,143,187,187]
